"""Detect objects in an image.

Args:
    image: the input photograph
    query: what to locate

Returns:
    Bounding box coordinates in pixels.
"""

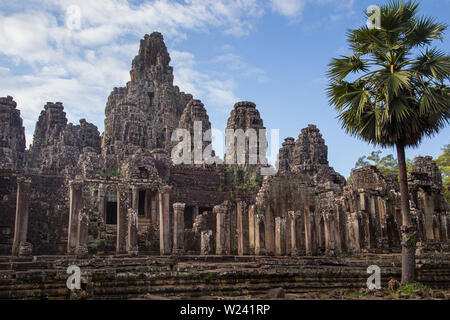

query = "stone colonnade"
[197,201,326,257]
[12,178,448,257]
[66,179,171,256]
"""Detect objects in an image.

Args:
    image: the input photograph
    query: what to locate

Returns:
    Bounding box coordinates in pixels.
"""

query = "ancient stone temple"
[0,32,448,299]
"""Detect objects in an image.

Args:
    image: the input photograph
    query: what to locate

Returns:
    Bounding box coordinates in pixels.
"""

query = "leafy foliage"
[435,143,450,201]
[100,170,120,178]
[352,150,413,176]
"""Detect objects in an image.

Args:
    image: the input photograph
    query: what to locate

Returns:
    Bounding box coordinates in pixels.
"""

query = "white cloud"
[0,66,10,74]
[269,0,355,18]
[211,53,268,83]
[171,49,239,113]
[270,0,306,17]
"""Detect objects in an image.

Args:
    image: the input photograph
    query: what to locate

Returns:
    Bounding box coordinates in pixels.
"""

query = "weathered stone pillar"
[265,204,275,255]
[76,209,89,257]
[422,192,435,239]
[324,211,342,256]
[116,183,129,254]
[275,217,286,255]
[131,186,139,211]
[360,211,371,249]
[441,214,448,241]
[304,205,317,256]
[346,211,361,253]
[98,184,106,225]
[67,180,83,254]
[215,204,229,255]
[144,189,151,219]
[159,186,172,255]
[254,213,266,255]
[237,201,249,255]
[288,211,300,256]
[173,203,185,255]
[377,197,389,248]
[127,208,139,256]
[193,206,200,222]
[359,192,367,211]
[12,177,32,256]
[151,192,158,225]
[248,205,255,254]
[201,230,213,255]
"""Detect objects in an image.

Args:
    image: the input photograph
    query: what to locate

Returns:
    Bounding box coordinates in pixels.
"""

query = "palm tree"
[327,0,450,284]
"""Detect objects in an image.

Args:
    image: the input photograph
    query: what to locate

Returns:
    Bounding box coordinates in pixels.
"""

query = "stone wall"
[0,171,67,255]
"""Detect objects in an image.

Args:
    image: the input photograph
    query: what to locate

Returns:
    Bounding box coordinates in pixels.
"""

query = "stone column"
[422,192,435,240]
[144,189,151,219]
[193,206,199,222]
[127,208,139,256]
[346,211,361,253]
[12,177,32,256]
[116,183,129,254]
[151,192,158,225]
[254,213,266,255]
[264,204,275,255]
[441,214,448,242]
[275,217,286,256]
[237,201,249,255]
[159,186,172,255]
[67,180,83,254]
[131,186,139,211]
[215,204,229,255]
[304,205,316,256]
[360,211,371,249]
[324,211,342,256]
[76,209,89,257]
[359,192,367,211]
[288,211,300,256]
[173,203,185,255]
[201,230,213,255]
[377,197,389,248]
[248,205,255,254]
[98,184,106,225]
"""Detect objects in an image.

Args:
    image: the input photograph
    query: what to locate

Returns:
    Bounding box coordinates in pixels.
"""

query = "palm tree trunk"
[396,141,416,284]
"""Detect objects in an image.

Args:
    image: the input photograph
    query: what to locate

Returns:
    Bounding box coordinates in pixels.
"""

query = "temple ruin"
[0,32,448,299]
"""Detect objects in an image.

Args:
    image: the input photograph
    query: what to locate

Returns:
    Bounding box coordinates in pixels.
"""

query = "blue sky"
[0,0,449,177]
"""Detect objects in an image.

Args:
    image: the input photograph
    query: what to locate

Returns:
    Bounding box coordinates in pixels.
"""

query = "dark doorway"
[138,190,146,215]
[199,207,213,214]
[184,206,194,229]
[106,202,117,224]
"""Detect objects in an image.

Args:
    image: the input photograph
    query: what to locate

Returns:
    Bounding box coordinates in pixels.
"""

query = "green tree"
[352,150,414,176]
[435,143,450,201]
[327,1,450,284]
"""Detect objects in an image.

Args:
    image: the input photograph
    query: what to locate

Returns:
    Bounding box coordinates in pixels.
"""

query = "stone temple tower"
[0,96,25,170]
[101,32,209,172]
[225,101,267,166]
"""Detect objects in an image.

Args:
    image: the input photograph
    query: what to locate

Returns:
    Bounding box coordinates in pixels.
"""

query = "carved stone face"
[126,124,140,145]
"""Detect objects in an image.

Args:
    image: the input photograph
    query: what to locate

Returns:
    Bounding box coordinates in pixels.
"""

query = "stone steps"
[0,254,448,299]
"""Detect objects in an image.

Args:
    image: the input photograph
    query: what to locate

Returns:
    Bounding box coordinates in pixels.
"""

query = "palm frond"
[327,55,369,82]
[411,48,450,81]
